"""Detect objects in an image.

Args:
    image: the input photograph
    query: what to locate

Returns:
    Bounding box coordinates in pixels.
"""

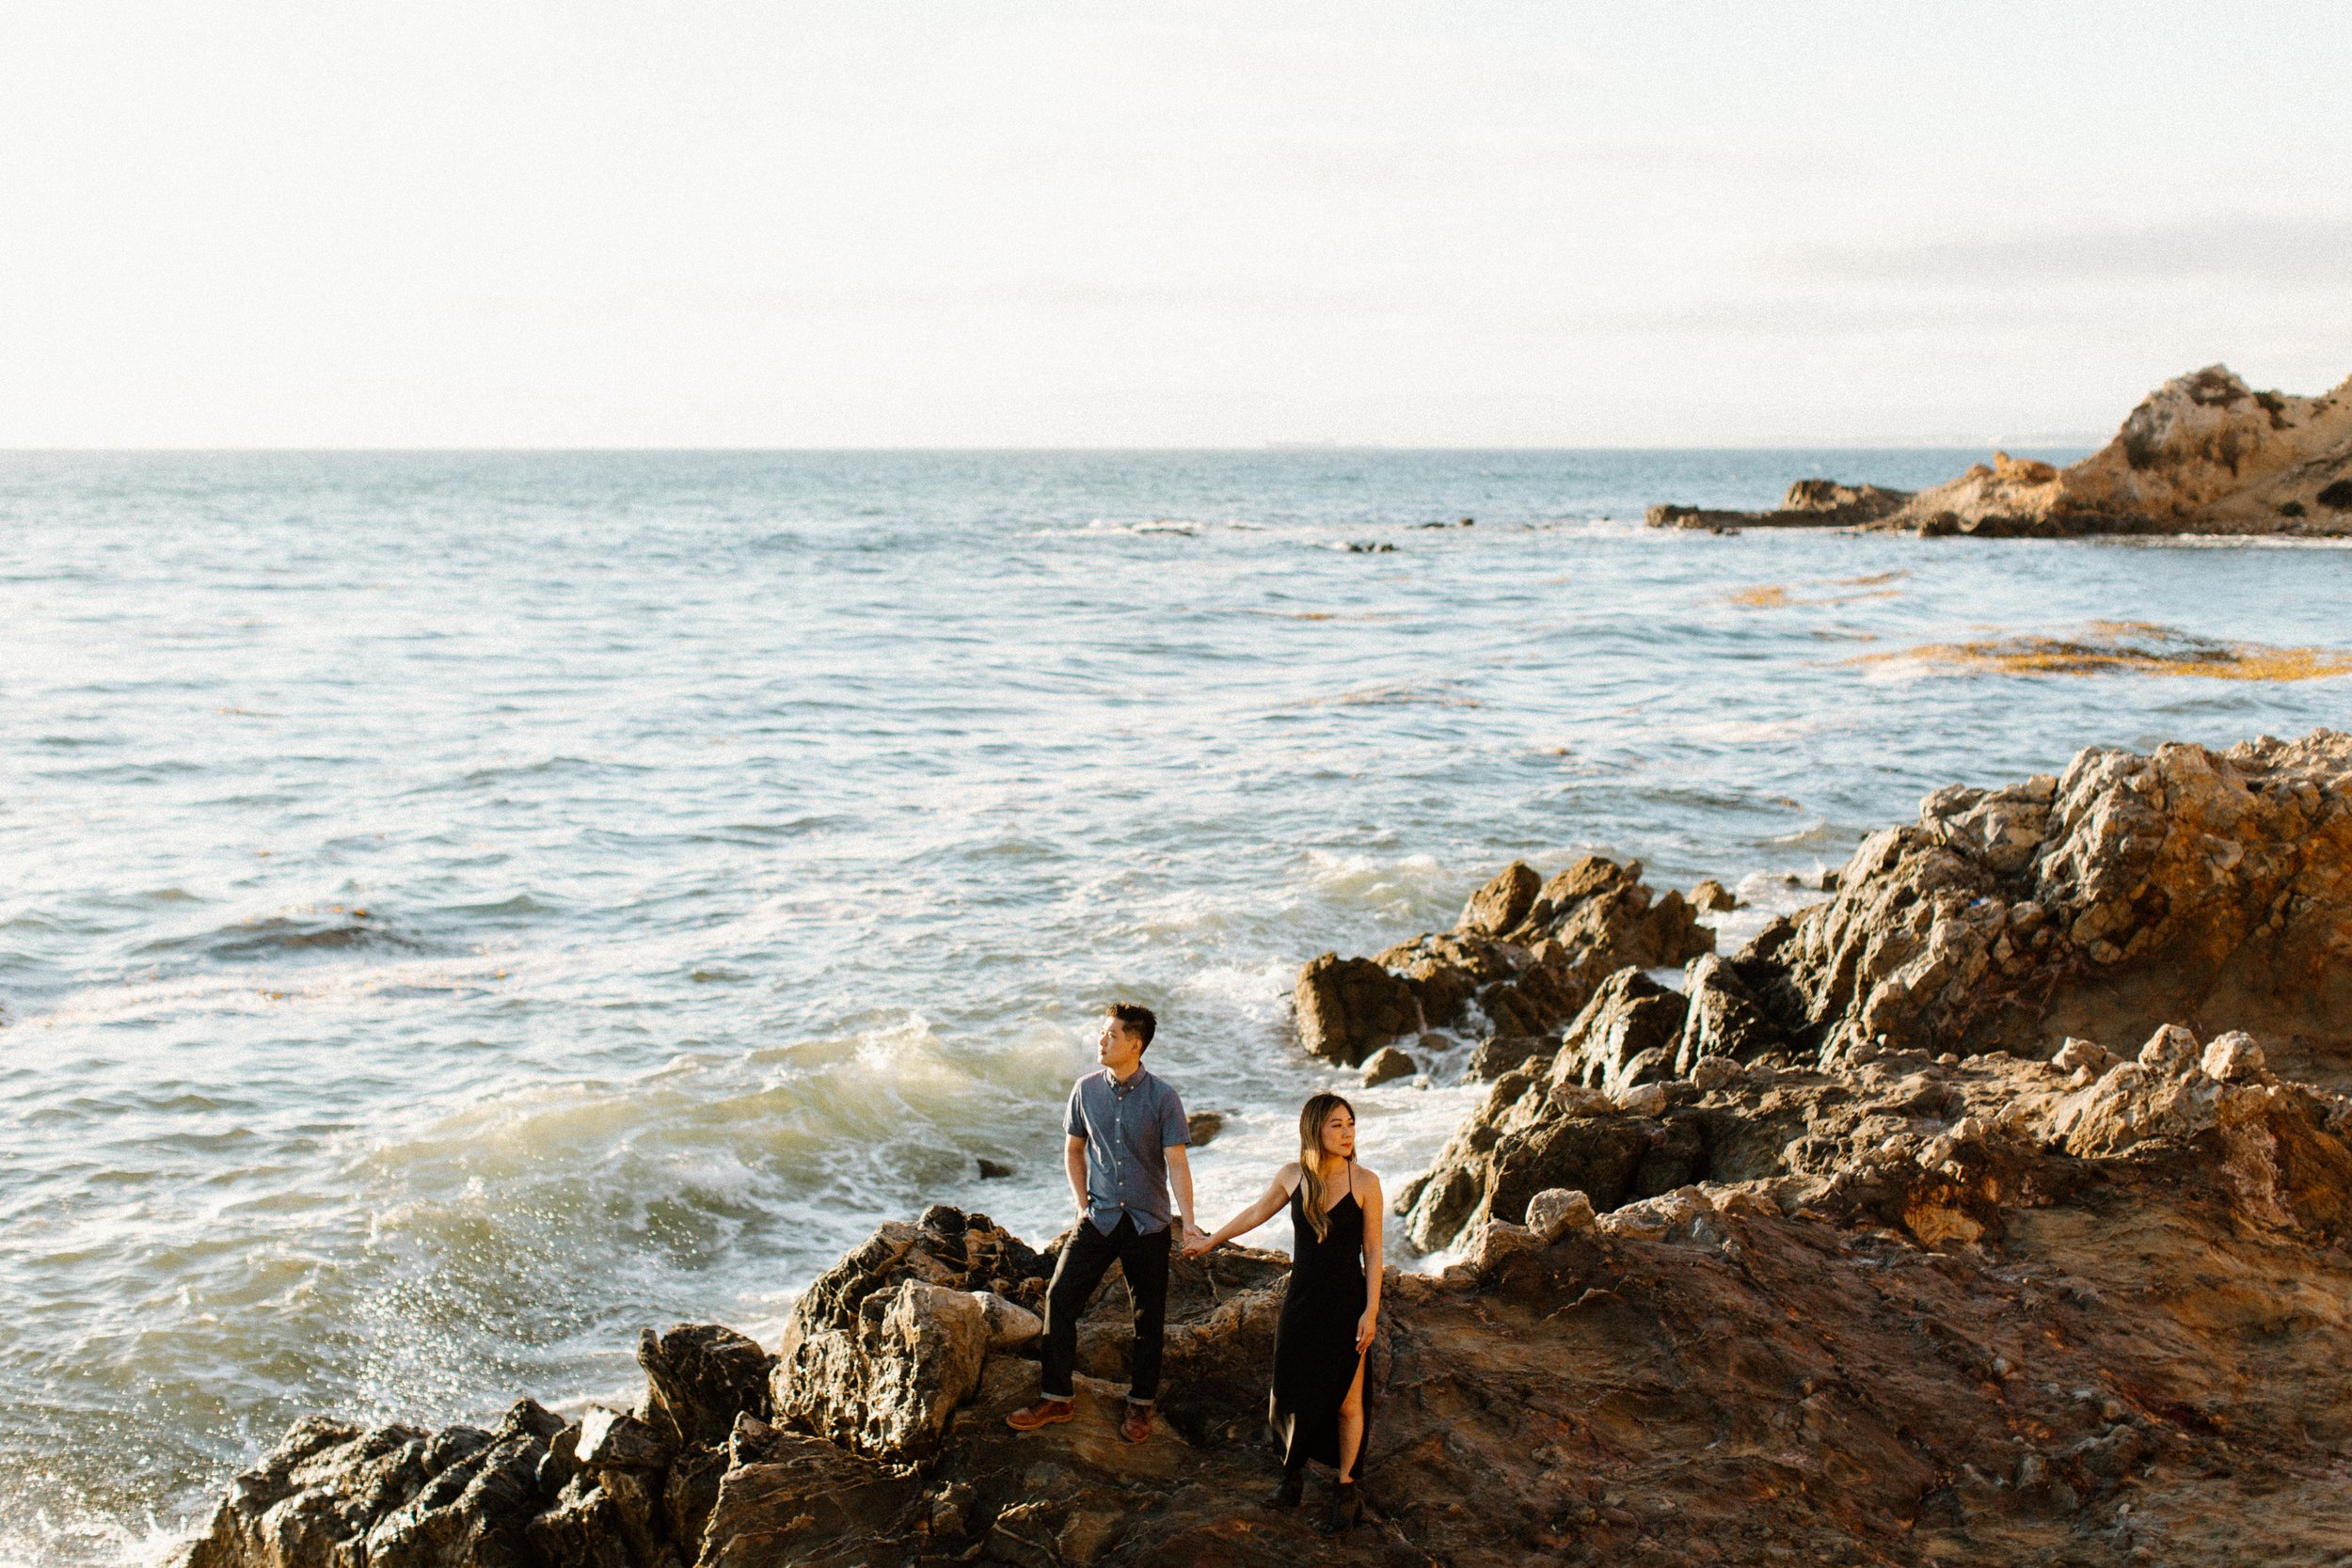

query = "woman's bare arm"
[1356,1167,1385,1351]
[1185,1163,1300,1256]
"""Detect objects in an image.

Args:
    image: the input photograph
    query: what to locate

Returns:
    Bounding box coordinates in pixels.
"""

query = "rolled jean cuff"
[1041,1388,1074,1402]
[1125,1396,1152,1407]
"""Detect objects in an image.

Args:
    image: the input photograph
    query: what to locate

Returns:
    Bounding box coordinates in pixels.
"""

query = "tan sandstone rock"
[1885,365,2352,537]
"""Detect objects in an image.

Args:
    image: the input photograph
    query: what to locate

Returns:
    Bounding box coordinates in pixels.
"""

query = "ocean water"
[5,448,2348,1564]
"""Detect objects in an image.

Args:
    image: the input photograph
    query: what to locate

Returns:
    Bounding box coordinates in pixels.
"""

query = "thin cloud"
[1806,215,2352,288]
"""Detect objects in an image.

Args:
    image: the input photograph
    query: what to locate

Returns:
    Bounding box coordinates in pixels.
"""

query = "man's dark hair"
[1106,1002,1157,1050]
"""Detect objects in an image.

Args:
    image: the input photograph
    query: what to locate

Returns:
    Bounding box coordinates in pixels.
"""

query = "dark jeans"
[1040,1213,1171,1404]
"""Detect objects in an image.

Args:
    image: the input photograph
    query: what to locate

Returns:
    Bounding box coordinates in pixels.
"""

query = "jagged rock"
[694,1427,913,1568]
[977,1157,1014,1179]
[1882,366,2352,536]
[525,1480,628,1568]
[1675,952,1785,1072]
[1733,732,2352,1077]
[661,1448,727,1564]
[1294,855,1713,1066]
[575,1407,674,1471]
[1467,1033,1554,1081]
[772,1278,987,1462]
[1457,859,1541,936]
[1184,1110,1224,1147]
[1403,1083,1664,1251]
[1293,951,1421,1066]
[635,1323,770,1452]
[767,1211,1054,1464]
[1359,1044,1418,1085]
[1553,967,1690,1094]
[176,1402,566,1568]
[1690,877,1740,912]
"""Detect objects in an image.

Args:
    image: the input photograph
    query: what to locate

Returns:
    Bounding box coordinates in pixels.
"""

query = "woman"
[1185,1092,1382,1534]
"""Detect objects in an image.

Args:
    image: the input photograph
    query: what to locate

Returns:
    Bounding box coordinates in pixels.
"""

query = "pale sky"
[4,2,2348,448]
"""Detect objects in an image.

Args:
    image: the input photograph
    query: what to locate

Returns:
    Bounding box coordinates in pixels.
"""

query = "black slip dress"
[1270,1163,1370,1469]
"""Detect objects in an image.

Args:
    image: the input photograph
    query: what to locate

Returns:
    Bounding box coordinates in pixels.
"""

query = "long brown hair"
[1296,1093,1356,1242]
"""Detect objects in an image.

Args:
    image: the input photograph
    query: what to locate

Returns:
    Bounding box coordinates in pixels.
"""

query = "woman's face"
[1318,1104,1357,1160]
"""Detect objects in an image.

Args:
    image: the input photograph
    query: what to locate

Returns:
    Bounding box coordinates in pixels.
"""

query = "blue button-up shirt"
[1066,1065,1189,1236]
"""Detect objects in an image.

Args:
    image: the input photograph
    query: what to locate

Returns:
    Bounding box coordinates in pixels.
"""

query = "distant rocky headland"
[1649,365,2352,537]
[174,732,2352,1566]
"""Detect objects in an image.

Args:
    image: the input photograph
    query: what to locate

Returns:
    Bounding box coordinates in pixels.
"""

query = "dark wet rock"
[574,1408,673,1471]
[1184,1109,1224,1148]
[1359,1044,1417,1085]
[1553,967,1690,1094]
[1294,854,1711,1067]
[177,1402,564,1568]
[1293,952,1421,1066]
[633,1324,769,1451]
[1675,952,1788,1073]
[976,1156,1014,1179]
[1646,479,1913,531]
[1467,1032,1555,1081]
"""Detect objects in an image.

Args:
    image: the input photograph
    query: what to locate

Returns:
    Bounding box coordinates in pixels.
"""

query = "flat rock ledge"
[176,734,2352,1568]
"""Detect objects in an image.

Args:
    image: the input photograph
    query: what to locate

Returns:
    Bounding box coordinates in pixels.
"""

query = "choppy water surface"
[5,449,2348,1563]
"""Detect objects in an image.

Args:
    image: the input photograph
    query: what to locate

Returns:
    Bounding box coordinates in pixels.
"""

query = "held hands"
[1180,1223,1215,1259]
[1356,1306,1377,1354]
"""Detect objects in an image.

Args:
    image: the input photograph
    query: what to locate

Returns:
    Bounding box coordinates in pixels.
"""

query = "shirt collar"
[1104,1064,1151,1095]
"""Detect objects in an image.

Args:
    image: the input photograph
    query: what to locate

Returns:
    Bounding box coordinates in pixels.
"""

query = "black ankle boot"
[1319,1479,1360,1534]
[1264,1461,1305,1509]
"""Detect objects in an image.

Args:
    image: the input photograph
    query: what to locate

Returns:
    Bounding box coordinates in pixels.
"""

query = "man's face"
[1096,1017,1143,1070]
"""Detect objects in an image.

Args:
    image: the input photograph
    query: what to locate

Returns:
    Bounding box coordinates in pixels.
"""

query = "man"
[1006,1001,1205,1443]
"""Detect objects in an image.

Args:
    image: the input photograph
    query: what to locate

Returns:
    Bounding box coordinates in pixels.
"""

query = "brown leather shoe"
[1005,1398,1076,1433]
[1120,1402,1152,1444]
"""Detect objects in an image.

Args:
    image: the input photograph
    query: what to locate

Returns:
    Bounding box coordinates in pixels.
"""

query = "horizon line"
[0,439,2101,456]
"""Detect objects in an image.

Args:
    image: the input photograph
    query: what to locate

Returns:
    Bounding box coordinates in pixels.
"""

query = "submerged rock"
[1646,479,1914,531]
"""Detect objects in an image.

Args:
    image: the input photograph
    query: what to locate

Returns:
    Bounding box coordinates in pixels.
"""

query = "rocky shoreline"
[173,731,2352,1567]
[1647,365,2352,538]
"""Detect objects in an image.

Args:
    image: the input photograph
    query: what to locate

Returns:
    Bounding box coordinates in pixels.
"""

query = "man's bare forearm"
[1064,1136,1088,1216]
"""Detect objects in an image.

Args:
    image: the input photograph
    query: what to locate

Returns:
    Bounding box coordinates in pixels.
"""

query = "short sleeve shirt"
[1065,1065,1189,1235]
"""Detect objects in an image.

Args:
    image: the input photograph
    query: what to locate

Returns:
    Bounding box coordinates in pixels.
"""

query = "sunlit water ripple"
[4,449,2347,1563]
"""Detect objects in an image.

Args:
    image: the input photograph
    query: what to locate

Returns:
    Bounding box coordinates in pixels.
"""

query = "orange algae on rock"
[1858,621,2352,680]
